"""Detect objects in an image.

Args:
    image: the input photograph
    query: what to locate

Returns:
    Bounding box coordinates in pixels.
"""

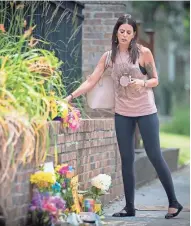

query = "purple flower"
[30,190,42,210]
[62,181,66,188]
[51,196,66,210]
[29,206,37,211]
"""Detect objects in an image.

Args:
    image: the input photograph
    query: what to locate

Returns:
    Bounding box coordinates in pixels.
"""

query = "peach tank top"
[111,51,157,117]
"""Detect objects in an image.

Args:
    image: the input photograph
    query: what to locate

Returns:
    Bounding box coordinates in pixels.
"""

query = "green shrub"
[161,106,190,136]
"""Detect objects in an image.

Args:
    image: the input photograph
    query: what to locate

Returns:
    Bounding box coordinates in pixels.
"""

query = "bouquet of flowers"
[29,163,79,225]
[29,190,66,226]
[30,171,56,192]
[29,164,112,225]
[91,174,112,194]
[55,164,75,210]
[80,174,112,216]
[49,96,81,131]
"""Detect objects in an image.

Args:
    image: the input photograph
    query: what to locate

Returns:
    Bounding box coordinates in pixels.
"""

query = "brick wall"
[82,2,126,78]
[3,119,123,226]
[1,120,180,226]
[51,119,123,202]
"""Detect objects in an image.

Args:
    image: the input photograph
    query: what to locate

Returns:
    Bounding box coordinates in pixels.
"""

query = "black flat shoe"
[112,207,136,217]
[165,202,183,219]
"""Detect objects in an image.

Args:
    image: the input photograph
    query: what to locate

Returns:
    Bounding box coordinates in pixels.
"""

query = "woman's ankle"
[125,206,135,210]
[169,200,180,208]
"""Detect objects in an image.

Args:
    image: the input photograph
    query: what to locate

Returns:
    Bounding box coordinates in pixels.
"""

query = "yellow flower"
[63,122,68,128]
[94,203,102,213]
[55,164,68,172]
[60,103,68,118]
[50,99,58,119]
[30,171,56,188]
[61,108,68,118]
[55,165,61,172]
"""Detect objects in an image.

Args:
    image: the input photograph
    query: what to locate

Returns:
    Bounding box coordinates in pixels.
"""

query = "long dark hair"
[111,14,140,64]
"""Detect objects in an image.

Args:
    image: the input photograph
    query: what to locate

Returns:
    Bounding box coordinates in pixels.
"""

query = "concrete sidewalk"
[103,165,190,226]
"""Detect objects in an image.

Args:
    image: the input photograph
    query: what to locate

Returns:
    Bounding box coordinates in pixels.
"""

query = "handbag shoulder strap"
[98,50,112,81]
[105,50,112,68]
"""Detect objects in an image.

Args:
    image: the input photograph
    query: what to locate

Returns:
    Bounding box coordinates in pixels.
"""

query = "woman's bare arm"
[143,48,159,88]
[65,52,108,102]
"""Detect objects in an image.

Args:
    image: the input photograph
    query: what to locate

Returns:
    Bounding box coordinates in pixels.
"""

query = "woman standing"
[65,14,183,219]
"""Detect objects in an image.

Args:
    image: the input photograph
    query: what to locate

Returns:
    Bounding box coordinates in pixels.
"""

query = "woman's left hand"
[129,79,144,91]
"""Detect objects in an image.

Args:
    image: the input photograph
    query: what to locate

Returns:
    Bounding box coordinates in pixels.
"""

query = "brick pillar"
[82,2,126,117]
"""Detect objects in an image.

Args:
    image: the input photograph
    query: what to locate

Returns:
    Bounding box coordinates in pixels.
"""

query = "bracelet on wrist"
[70,93,74,100]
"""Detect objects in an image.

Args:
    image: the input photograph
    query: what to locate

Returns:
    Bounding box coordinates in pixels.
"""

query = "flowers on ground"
[30,172,56,191]
[52,182,61,193]
[91,174,112,192]
[29,164,112,225]
[78,174,112,216]
[29,190,66,225]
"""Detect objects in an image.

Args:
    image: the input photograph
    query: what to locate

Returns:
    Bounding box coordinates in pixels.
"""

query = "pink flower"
[59,169,67,175]
[69,120,80,131]
[58,165,69,175]
[74,109,81,117]
[71,120,77,127]
[43,202,57,214]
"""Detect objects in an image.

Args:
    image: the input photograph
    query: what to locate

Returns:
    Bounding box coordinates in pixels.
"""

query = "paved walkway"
[103,165,190,226]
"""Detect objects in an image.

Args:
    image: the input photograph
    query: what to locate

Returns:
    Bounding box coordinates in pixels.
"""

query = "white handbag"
[86,51,115,109]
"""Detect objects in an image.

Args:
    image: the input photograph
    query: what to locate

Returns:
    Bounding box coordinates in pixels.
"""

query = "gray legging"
[115,112,178,210]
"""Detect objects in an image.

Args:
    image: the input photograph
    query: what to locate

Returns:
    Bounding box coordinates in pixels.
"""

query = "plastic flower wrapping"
[29,164,112,226]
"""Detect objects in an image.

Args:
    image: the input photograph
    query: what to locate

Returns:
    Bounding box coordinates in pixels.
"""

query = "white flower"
[91,174,111,192]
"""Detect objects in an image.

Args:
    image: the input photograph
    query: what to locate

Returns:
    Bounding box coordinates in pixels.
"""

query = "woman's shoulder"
[98,50,112,67]
[138,44,151,55]
[138,45,153,63]
[101,50,112,60]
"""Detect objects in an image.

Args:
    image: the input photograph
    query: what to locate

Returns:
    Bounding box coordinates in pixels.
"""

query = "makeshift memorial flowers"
[29,189,66,226]
[50,98,81,131]
[30,171,56,192]
[79,174,112,216]
[29,163,112,225]
[91,174,112,194]
[55,164,76,210]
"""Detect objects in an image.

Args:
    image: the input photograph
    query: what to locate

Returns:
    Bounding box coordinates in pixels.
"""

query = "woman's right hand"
[64,95,73,103]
